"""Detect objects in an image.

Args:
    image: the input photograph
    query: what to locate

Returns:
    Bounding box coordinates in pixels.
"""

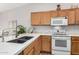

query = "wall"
[0,3,79,34]
[0,4,32,30]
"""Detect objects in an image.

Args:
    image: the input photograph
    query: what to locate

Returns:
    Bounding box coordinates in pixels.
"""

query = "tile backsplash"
[33,26,52,34]
[67,25,79,35]
[33,25,79,35]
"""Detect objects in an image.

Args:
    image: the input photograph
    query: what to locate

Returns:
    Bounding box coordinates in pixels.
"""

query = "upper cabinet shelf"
[31,8,79,26]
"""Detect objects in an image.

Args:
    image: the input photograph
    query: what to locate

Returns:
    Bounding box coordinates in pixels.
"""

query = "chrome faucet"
[1,20,18,42]
[2,32,4,42]
[2,30,5,42]
[15,20,18,38]
[1,29,9,42]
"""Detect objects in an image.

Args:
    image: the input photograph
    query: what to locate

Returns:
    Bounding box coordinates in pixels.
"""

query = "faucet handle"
[3,31,9,36]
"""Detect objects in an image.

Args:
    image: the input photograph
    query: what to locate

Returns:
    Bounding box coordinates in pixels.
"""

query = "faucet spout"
[2,30,4,42]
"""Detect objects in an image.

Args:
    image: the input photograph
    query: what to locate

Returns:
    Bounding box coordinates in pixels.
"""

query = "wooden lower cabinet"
[23,37,41,55]
[19,35,51,55]
[71,37,79,55]
[19,51,24,55]
[27,48,34,55]
[23,41,35,55]
[34,37,41,55]
[41,35,51,53]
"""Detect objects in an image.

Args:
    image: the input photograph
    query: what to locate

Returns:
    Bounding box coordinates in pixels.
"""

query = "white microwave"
[51,17,68,26]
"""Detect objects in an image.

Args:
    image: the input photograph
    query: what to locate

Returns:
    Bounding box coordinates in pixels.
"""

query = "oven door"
[52,37,71,51]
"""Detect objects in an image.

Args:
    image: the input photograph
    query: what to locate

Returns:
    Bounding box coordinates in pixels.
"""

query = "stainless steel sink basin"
[7,36,33,44]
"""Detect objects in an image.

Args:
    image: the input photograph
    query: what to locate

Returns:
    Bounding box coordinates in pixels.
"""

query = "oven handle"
[52,38,65,40]
[52,38,71,40]
[52,49,70,52]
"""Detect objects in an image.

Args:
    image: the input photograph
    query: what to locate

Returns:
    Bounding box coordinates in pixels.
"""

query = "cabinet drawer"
[41,36,51,39]
[72,37,79,41]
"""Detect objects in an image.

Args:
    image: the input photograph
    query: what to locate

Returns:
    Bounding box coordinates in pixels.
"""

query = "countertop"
[31,32,79,36]
[0,33,79,55]
[0,33,41,55]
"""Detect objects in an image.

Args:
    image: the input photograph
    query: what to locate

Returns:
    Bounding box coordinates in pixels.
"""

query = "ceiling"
[0,3,28,12]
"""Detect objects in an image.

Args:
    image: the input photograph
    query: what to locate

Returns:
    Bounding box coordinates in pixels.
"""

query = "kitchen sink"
[7,36,33,44]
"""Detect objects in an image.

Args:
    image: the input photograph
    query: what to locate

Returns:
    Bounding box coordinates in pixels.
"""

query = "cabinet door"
[71,41,79,55]
[27,49,34,55]
[67,9,75,25]
[23,42,34,55]
[41,36,51,53]
[31,12,40,25]
[40,12,51,25]
[50,11,58,18]
[58,10,68,17]
[75,8,79,24]
[34,37,41,55]
[71,37,79,55]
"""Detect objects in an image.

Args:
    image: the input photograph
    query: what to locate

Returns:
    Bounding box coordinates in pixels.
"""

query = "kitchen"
[0,3,79,55]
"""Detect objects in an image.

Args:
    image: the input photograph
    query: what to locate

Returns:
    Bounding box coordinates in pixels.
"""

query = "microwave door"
[51,18,63,25]
[51,17,68,26]
[53,20,63,25]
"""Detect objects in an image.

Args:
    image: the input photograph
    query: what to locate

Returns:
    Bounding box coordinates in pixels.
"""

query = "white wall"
[0,4,32,30]
[0,3,79,34]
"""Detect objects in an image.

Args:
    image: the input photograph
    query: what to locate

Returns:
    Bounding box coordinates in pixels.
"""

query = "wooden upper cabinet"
[31,12,51,25]
[51,10,67,17]
[31,8,76,26]
[67,9,75,25]
[58,9,75,25]
[51,9,76,25]
[31,12,40,25]
[58,10,68,17]
[75,8,79,24]
[50,11,58,18]
[40,12,51,25]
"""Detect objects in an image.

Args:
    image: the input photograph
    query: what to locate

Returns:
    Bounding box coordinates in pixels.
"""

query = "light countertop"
[0,33,79,55]
[31,32,79,36]
[0,33,41,55]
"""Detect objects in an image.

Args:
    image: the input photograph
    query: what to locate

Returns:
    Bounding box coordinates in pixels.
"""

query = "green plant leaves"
[17,25,26,35]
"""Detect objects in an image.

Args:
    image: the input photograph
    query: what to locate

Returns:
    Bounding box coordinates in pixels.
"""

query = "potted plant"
[17,25,26,36]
